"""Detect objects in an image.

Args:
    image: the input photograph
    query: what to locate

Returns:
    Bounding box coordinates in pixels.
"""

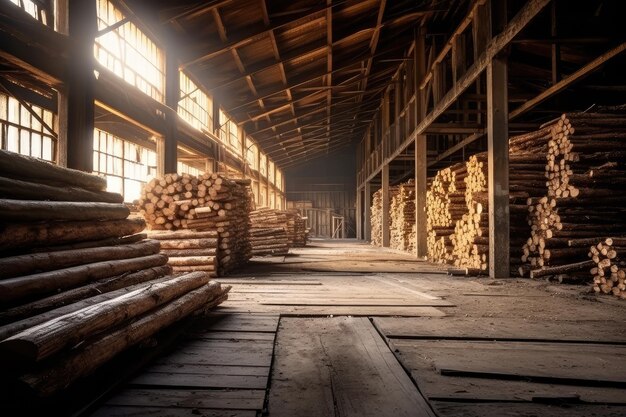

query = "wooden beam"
[164,41,179,174]
[181,3,332,67]
[65,0,96,172]
[509,41,626,120]
[487,0,509,279]
[414,27,427,258]
[160,0,232,22]
[427,131,485,166]
[367,0,550,185]
[381,163,390,247]
[364,181,372,241]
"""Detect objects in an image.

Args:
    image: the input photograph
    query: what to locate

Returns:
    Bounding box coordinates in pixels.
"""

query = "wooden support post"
[356,186,363,240]
[364,181,372,241]
[164,46,179,174]
[487,0,509,278]
[64,0,96,171]
[381,164,390,247]
[414,27,427,258]
[550,1,561,85]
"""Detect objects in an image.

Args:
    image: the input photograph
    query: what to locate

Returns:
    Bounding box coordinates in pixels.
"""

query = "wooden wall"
[286,149,356,238]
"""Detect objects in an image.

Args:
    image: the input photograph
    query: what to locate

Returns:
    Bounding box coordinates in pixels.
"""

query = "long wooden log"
[0,218,146,252]
[0,199,130,222]
[158,238,218,249]
[0,149,107,191]
[0,265,172,326]
[28,233,147,254]
[0,268,173,341]
[0,175,123,204]
[529,260,595,279]
[18,282,227,398]
[167,256,216,267]
[171,265,217,273]
[0,254,168,306]
[0,240,161,279]
[160,248,217,257]
[147,230,218,240]
[0,272,210,362]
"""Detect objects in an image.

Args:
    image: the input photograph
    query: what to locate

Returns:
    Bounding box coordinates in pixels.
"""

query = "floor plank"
[374,317,626,344]
[105,388,266,410]
[268,317,435,417]
[91,406,257,417]
[431,401,626,417]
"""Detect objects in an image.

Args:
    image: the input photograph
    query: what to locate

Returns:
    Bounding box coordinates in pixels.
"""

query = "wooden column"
[163,46,179,174]
[487,0,509,278]
[381,164,390,247]
[414,27,427,258]
[356,186,363,240]
[364,181,372,241]
[63,0,96,171]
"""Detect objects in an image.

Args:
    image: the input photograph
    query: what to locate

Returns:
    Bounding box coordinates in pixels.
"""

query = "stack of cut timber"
[148,230,218,276]
[0,150,230,400]
[520,109,626,281]
[390,180,416,253]
[288,209,309,247]
[370,188,384,246]
[138,173,253,275]
[589,238,626,298]
[370,186,398,247]
[426,165,461,263]
[249,208,290,256]
[426,128,552,272]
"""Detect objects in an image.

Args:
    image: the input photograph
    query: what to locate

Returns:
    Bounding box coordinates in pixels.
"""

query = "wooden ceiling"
[125,0,467,168]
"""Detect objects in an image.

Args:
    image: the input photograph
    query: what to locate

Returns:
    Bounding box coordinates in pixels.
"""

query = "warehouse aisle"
[91,239,626,417]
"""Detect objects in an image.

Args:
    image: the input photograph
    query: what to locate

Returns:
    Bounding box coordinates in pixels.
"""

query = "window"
[178,72,212,132]
[92,129,157,202]
[0,93,56,161]
[275,169,282,190]
[9,0,52,26]
[177,161,202,176]
[259,152,267,176]
[245,137,258,170]
[228,119,240,152]
[95,0,165,102]
[270,190,275,208]
[260,185,267,207]
[268,160,275,184]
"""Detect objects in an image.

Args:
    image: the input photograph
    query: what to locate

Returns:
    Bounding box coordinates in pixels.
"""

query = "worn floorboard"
[268,316,435,417]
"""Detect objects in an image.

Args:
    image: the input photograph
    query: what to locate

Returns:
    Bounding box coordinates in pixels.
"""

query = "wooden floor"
[88,239,626,417]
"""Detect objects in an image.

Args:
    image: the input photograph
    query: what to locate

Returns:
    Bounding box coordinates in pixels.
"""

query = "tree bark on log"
[0,240,161,279]
[0,218,146,252]
[19,282,229,397]
[0,269,173,341]
[0,149,107,191]
[0,176,123,204]
[0,199,130,222]
[0,254,168,306]
[0,272,210,362]
[0,265,172,327]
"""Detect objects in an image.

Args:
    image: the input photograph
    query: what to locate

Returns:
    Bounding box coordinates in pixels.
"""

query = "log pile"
[138,173,253,275]
[249,208,290,256]
[390,181,416,253]
[289,210,309,247]
[0,150,230,399]
[520,109,626,283]
[589,238,626,298]
[148,230,218,276]
[370,188,384,246]
[426,128,554,272]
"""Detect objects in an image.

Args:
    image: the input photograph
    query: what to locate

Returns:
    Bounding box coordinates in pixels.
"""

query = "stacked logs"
[249,208,290,256]
[426,128,554,271]
[370,188,384,246]
[521,110,626,280]
[589,238,626,298]
[288,209,309,247]
[426,166,460,263]
[148,230,218,276]
[138,173,253,275]
[0,150,230,399]
[390,181,416,253]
